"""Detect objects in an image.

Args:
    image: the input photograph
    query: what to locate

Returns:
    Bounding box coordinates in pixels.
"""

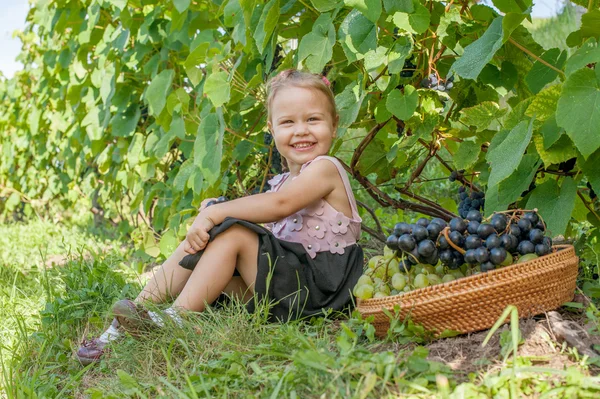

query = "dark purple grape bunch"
[400,58,416,78]
[457,186,485,219]
[587,182,597,201]
[206,196,228,207]
[420,73,454,92]
[385,217,448,270]
[449,169,465,182]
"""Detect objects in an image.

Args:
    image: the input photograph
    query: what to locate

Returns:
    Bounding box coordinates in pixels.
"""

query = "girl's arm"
[183,160,341,253]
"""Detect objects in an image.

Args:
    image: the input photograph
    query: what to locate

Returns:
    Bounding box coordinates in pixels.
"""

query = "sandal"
[112,299,158,337]
[76,338,107,365]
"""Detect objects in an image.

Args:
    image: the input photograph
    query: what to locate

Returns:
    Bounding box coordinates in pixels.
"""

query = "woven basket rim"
[357,244,575,308]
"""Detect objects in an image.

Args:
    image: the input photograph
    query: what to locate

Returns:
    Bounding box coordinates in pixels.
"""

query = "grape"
[535,221,545,231]
[354,284,374,299]
[375,284,390,296]
[435,264,445,275]
[383,246,396,259]
[392,273,407,290]
[416,218,430,227]
[522,212,539,225]
[417,240,436,257]
[449,253,464,269]
[394,222,412,236]
[535,244,551,256]
[502,252,514,266]
[438,236,450,250]
[517,218,532,233]
[373,265,387,279]
[477,224,495,239]
[509,224,521,237]
[489,247,507,265]
[412,225,429,242]
[485,234,501,249]
[414,274,430,288]
[464,249,477,264]
[517,240,535,255]
[474,247,490,263]
[430,218,448,228]
[465,235,482,249]
[467,220,480,235]
[386,259,400,277]
[397,123,405,138]
[373,292,388,298]
[423,248,439,266]
[421,78,433,88]
[356,275,373,287]
[449,230,465,247]
[518,253,539,263]
[399,259,412,273]
[490,214,507,233]
[501,234,519,252]
[398,234,417,252]
[427,223,443,240]
[529,229,544,244]
[368,256,383,269]
[480,261,495,272]
[428,274,442,285]
[466,210,483,223]
[442,274,456,283]
[440,250,453,265]
[386,235,399,250]
[449,217,467,233]
[543,236,552,248]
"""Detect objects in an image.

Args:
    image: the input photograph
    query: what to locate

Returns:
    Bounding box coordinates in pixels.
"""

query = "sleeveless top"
[265,156,362,258]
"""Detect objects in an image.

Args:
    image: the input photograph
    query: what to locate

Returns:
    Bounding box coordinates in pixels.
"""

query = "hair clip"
[321,76,331,87]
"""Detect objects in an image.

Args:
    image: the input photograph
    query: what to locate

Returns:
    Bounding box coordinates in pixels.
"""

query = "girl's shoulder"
[267,172,290,191]
[299,155,345,176]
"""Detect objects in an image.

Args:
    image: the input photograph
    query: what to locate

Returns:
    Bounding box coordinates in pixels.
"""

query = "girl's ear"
[267,120,273,134]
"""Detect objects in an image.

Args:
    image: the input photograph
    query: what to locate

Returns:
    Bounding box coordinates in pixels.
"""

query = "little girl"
[77,69,364,365]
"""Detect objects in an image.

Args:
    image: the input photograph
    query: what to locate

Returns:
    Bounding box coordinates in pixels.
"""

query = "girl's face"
[267,85,338,173]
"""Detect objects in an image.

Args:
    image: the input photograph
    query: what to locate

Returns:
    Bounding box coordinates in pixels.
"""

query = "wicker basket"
[356,245,579,337]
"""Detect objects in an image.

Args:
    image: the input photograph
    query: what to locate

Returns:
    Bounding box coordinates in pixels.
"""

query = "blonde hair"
[266,69,337,123]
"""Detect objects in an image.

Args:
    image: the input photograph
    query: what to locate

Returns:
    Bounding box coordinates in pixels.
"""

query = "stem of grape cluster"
[442,227,466,255]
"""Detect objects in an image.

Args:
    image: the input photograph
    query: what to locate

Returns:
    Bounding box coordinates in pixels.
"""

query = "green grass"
[2,220,600,398]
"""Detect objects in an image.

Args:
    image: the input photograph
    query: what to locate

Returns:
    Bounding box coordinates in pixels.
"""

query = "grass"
[1,219,600,397]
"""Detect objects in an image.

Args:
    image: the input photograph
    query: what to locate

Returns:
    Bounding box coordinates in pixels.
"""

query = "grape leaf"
[580,148,600,195]
[392,4,430,35]
[533,134,577,167]
[173,0,191,13]
[145,69,174,116]
[388,36,413,74]
[492,0,531,14]
[580,10,600,39]
[451,17,504,80]
[525,49,567,94]
[159,229,179,257]
[539,114,564,149]
[194,112,224,185]
[253,0,279,54]
[127,133,145,168]
[336,80,366,129]
[298,13,336,73]
[556,68,600,159]
[486,118,534,187]
[526,177,577,236]
[386,85,418,120]
[502,12,526,42]
[357,138,393,183]
[310,0,341,12]
[174,160,195,192]
[454,140,480,170]
[111,104,140,137]
[338,9,377,62]
[565,38,600,77]
[525,84,561,122]
[383,0,413,13]
[204,71,231,108]
[459,101,506,131]
[344,0,381,24]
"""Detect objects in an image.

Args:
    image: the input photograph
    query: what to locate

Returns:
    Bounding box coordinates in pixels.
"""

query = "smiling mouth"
[291,142,316,149]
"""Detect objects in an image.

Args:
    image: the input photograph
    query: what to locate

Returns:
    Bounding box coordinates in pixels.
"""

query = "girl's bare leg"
[172,224,258,312]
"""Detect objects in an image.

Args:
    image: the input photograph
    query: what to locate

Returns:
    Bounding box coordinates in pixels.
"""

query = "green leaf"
[253,0,279,54]
[387,35,413,74]
[580,10,600,40]
[565,38,600,77]
[526,177,577,236]
[556,68,600,159]
[159,229,179,256]
[173,0,190,13]
[194,112,224,185]
[487,119,534,187]
[525,84,562,122]
[454,141,481,170]
[581,148,600,194]
[298,13,336,73]
[383,0,413,13]
[310,0,341,12]
[459,101,507,131]
[357,138,392,182]
[338,9,377,62]
[533,134,577,167]
[525,49,567,94]
[492,0,531,14]
[127,133,145,168]
[502,12,526,42]
[204,71,231,108]
[344,0,381,24]
[451,17,504,80]
[174,160,195,192]
[485,154,542,215]
[392,4,430,35]
[111,105,140,137]
[336,80,366,128]
[386,85,418,120]
[145,69,174,116]
[539,114,564,149]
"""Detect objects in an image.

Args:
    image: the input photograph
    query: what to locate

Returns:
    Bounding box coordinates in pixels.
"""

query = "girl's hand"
[184,214,215,254]
[199,198,218,212]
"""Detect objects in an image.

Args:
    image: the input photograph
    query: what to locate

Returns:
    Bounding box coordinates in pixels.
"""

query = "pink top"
[265,156,362,258]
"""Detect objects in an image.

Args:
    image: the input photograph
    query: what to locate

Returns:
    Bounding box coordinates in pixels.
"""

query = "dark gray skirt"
[178,217,364,322]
